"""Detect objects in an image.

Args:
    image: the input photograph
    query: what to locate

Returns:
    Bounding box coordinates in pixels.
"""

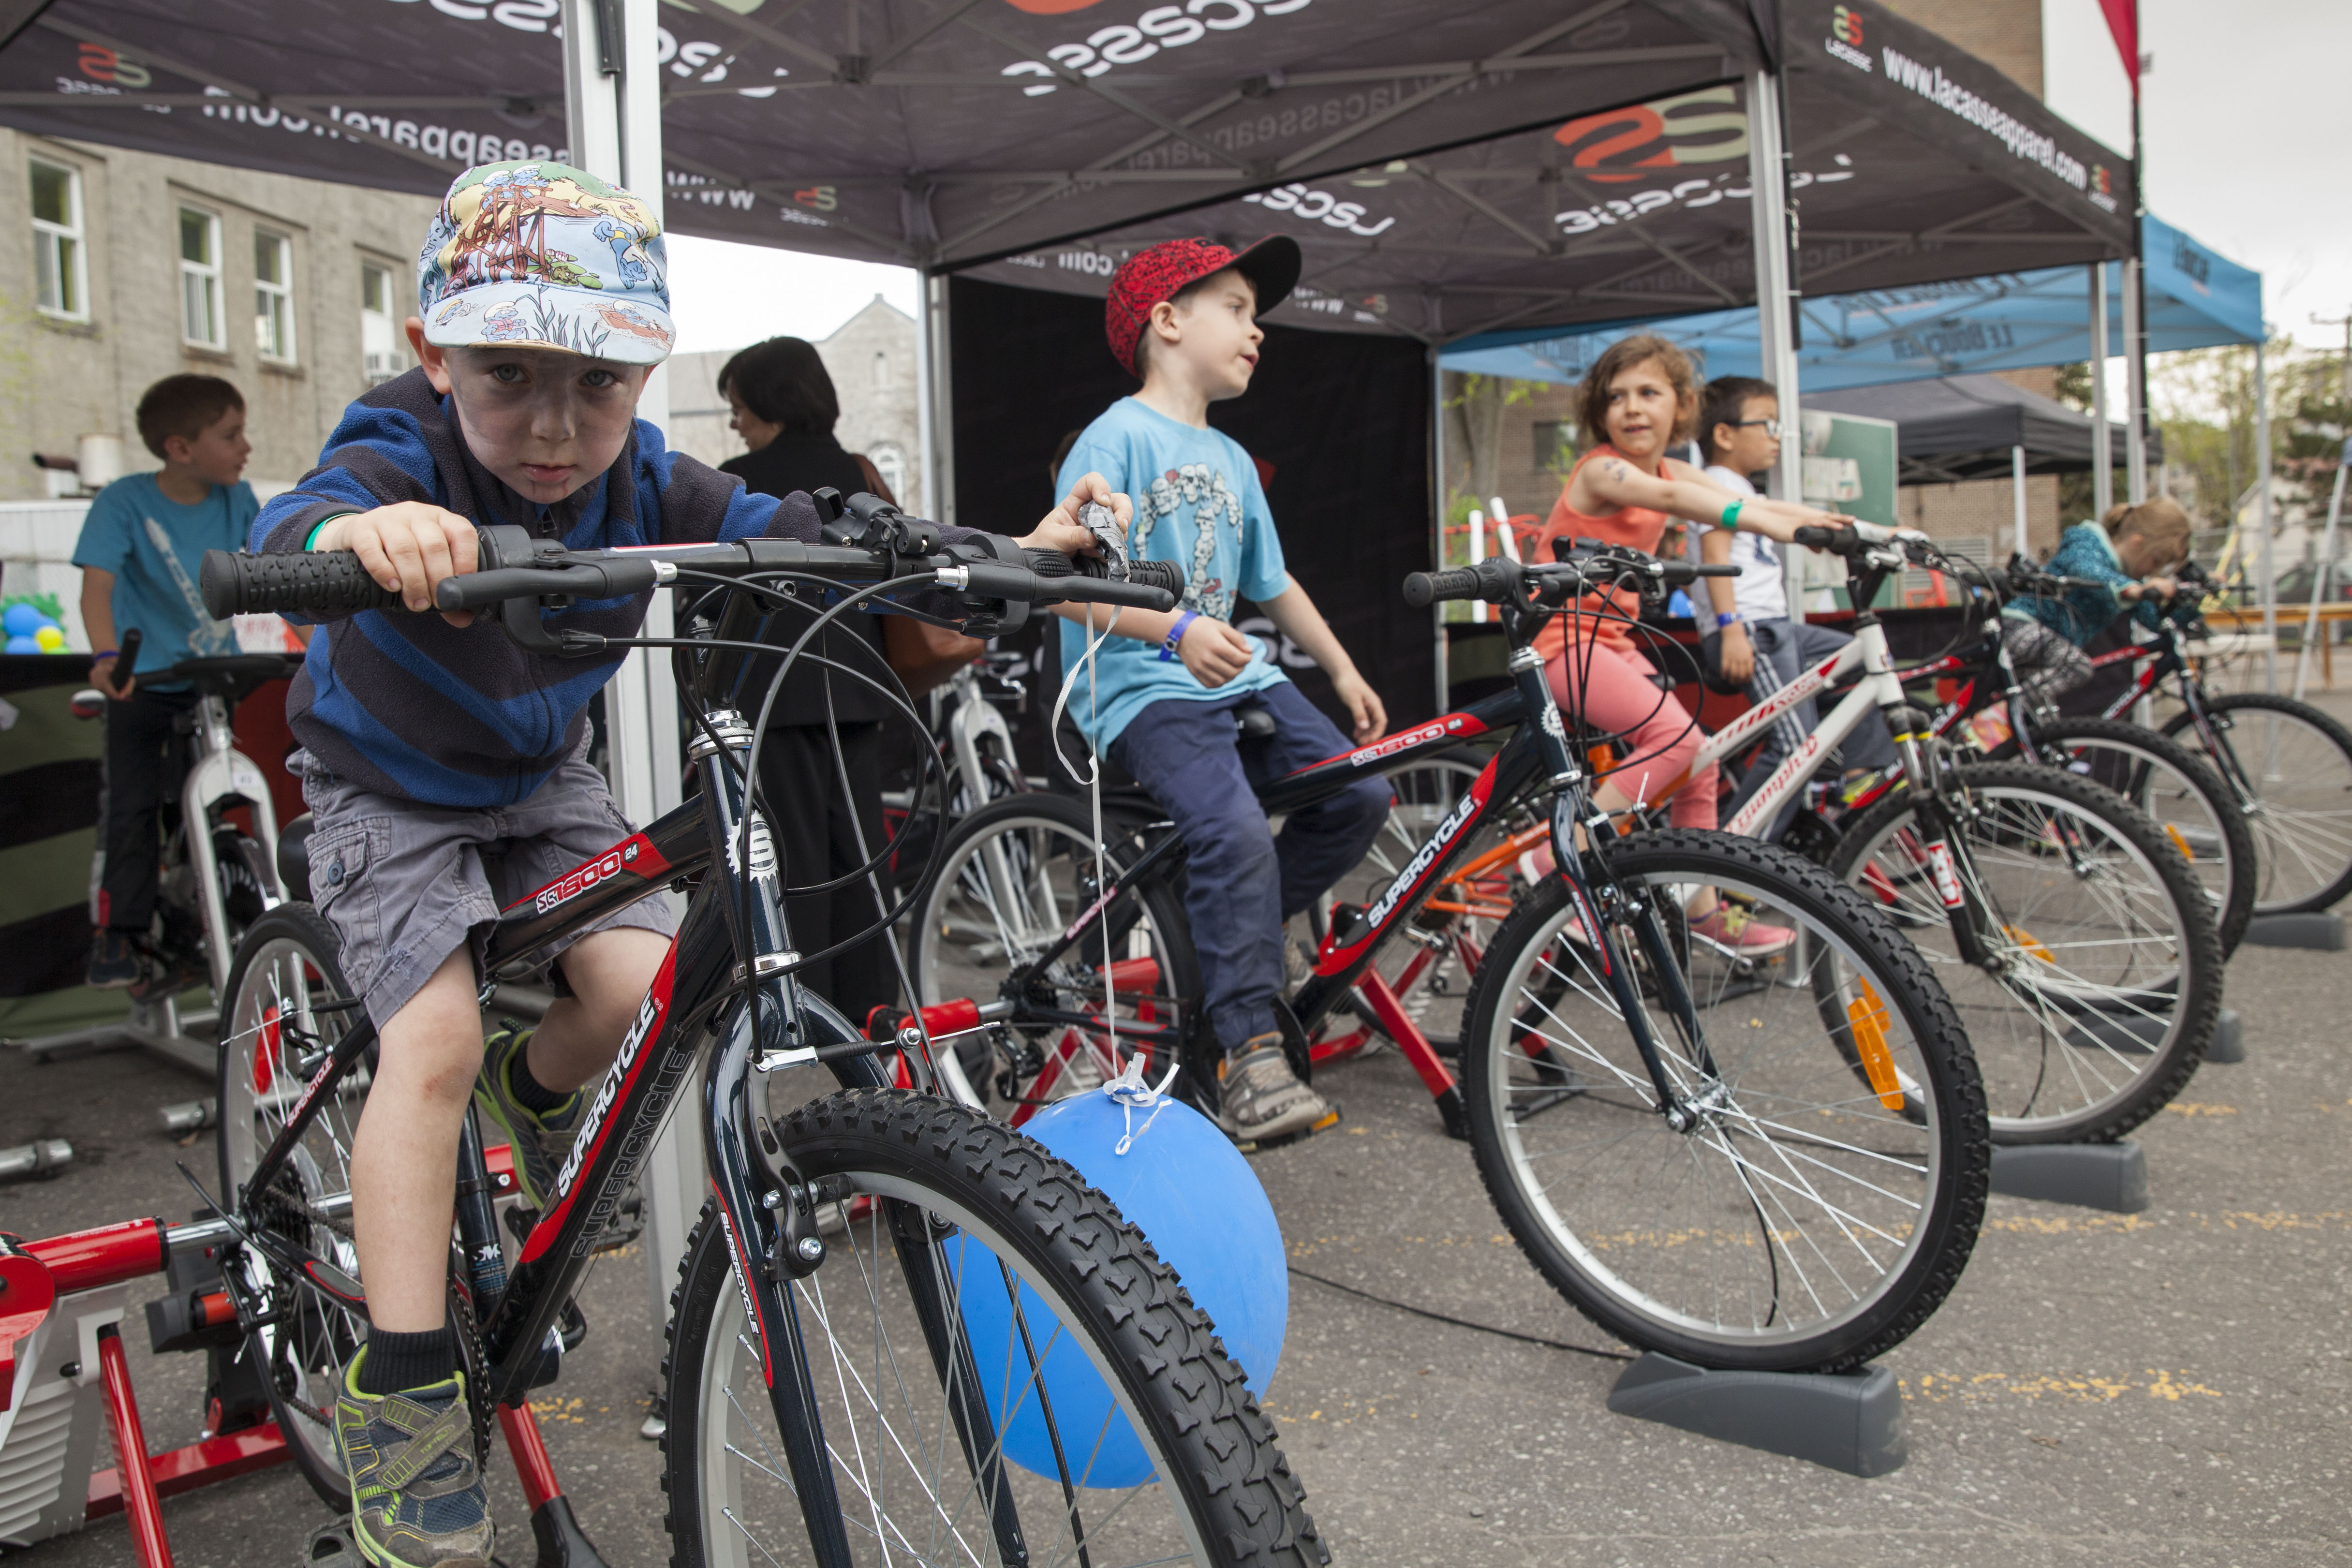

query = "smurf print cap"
[417,160,675,366]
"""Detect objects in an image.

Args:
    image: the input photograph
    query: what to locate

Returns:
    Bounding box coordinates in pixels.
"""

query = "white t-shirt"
[1692,465,1788,623]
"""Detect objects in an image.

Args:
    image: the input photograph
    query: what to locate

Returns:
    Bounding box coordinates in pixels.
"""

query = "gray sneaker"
[1216,1034,1337,1144]
[334,1357,493,1567]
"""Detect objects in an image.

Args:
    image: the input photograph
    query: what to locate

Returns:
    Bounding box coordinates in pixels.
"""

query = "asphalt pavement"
[3,898,2346,1567]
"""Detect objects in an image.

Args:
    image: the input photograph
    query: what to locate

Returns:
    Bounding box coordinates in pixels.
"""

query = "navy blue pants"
[1111,681,1390,1052]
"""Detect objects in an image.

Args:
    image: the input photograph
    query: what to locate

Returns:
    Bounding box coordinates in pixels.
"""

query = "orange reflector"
[1847,979,1905,1111]
[2002,924,2055,964]
[2163,823,2194,863]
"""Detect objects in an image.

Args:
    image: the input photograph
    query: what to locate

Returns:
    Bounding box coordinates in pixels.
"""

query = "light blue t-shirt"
[1056,398,1291,747]
[72,473,258,680]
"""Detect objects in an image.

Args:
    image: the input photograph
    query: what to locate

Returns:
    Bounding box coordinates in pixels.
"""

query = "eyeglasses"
[1731,417,1783,438]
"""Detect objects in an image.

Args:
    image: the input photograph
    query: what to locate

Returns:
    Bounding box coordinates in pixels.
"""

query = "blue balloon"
[953,1086,1288,1489]
[1,604,44,636]
[5,634,42,654]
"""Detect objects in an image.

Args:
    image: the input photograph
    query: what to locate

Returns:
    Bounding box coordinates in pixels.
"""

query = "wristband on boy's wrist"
[1716,612,1743,630]
[303,514,351,551]
[1719,498,1746,528]
[91,648,118,661]
[1159,610,1199,663]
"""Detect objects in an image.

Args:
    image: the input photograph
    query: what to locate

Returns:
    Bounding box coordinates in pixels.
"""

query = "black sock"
[358,1326,456,1395]
[507,1039,571,1115]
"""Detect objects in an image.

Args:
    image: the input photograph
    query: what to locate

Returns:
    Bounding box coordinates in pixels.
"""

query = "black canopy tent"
[1805,372,2156,486]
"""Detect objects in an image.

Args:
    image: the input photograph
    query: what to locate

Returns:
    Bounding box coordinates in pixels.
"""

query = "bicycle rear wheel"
[2162,691,2352,914]
[1995,716,2255,955]
[1830,762,2219,1143]
[661,1090,1328,1567]
[216,902,370,1504]
[1458,829,1987,1373]
[904,791,1202,1114]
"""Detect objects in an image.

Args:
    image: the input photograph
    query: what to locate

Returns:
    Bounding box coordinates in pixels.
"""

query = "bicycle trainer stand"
[11,991,218,1079]
[1607,1355,1907,1477]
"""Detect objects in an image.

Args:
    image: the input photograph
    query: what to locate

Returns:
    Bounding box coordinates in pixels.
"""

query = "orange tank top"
[1530,445,1673,661]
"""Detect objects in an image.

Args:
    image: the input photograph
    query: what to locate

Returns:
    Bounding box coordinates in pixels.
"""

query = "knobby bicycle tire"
[659,1089,1329,1567]
[1830,762,2219,1144]
[2160,691,2352,915]
[1458,829,1988,1374]
[1985,715,2256,956]
[216,902,370,1505]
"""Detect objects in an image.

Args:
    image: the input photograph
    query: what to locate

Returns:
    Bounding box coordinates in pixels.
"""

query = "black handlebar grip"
[1789,526,1835,550]
[200,549,404,620]
[1124,558,1183,595]
[1057,576,1177,613]
[1402,568,1480,608]
[114,627,141,673]
[1688,562,1742,577]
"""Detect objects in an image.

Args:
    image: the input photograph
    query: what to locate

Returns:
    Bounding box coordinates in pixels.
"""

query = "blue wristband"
[1716,612,1742,630]
[1159,610,1199,663]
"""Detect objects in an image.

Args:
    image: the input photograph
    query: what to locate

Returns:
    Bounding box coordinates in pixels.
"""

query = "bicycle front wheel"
[1997,716,2256,956]
[2162,691,2352,914]
[1831,762,2220,1143]
[661,1090,1328,1567]
[216,902,370,1504]
[1458,829,1988,1373]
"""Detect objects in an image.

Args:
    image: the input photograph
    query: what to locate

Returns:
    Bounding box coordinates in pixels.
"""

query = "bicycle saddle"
[277,812,315,902]
[1233,701,1279,742]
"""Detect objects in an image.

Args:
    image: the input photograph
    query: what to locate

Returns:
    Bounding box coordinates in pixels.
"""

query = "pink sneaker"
[1688,904,1796,954]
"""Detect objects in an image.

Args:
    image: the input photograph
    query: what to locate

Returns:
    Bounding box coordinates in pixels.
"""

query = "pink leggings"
[1546,640,1719,829]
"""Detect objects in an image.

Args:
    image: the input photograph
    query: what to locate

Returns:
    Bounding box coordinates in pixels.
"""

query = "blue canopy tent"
[1437,213,2263,391]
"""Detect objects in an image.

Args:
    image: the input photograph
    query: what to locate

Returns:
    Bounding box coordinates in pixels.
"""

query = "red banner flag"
[2099,0,2141,97]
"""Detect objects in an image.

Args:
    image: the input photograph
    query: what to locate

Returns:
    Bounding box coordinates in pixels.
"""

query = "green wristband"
[303,515,350,551]
[1719,498,1745,528]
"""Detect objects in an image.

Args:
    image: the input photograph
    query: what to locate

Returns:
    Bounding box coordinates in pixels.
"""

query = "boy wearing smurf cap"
[1056,235,1392,1147]
[252,160,1119,1567]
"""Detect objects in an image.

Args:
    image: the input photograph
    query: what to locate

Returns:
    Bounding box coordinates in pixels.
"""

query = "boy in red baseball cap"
[1056,235,1390,1145]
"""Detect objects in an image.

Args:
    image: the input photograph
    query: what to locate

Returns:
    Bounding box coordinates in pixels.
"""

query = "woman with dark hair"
[717,336,977,1029]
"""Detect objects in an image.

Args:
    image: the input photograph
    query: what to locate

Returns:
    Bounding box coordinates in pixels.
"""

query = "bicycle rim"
[1836,765,2213,1141]
[907,796,1195,1113]
[2179,696,2352,914]
[1463,833,1982,1371]
[216,907,369,1502]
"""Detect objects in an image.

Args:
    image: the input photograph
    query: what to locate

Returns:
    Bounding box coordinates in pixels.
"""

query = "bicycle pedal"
[297,1516,363,1568]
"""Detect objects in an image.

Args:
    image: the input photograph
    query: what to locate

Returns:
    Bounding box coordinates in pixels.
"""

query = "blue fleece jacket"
[2002,522,2163,649]
[253,368,972,808]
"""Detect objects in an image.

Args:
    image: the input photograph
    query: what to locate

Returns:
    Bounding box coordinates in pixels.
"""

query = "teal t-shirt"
[72,473,259,680]
[1055,398,1291,747]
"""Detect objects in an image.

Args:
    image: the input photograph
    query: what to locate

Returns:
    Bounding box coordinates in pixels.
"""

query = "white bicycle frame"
[1678,529,1923,839]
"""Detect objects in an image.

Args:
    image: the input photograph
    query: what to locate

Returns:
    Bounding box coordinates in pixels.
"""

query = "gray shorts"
[296,746,679,1029]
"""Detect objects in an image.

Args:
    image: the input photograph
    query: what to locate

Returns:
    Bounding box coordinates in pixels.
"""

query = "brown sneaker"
[1216,1034,1337,1143]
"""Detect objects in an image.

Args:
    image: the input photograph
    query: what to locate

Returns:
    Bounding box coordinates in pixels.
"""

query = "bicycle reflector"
[1848,979,1906,1112]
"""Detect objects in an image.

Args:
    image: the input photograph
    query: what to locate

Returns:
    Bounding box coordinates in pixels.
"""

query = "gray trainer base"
[2243,910,2345,950]
[1988,1140,2149,1213]
[2205,1007,2245,1063]
[1606,1354,1906,1478]
[2061,1010,2167,1055]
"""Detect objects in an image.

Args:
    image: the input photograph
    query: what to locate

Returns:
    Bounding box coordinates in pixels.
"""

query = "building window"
[360,261,401,384]
[30,159,86,320]
[867,444,906,503]
[873,350,889,389]
[179,206,223,349]
[1532,420,1578,474]
[254,229,295,362]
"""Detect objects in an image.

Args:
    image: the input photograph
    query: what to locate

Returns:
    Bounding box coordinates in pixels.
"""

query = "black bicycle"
[908,542,1992,1373]
[199,500,1330,1568]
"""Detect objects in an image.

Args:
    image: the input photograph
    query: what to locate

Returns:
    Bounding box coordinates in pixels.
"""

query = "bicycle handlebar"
[1401,546,1734,609]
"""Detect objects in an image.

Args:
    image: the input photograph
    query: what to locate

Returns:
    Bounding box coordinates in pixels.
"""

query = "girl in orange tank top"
[1529,334,1856,951]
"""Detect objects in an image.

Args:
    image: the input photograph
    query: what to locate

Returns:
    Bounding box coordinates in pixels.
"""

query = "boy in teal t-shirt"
[73,373,260,987]
[1057,237,1391,1145]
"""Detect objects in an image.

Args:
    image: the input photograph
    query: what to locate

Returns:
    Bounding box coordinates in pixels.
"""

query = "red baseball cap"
[1104,236,1302,379]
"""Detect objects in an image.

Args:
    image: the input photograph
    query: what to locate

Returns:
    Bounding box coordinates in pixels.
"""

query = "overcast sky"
[667,1,2347,358]
[2043,0,2349,348]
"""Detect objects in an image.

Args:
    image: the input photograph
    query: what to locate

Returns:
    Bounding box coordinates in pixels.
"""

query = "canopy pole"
[2292,444,2349,701]
[2090,263,2112,522]
[1430,350,1448,716]
[2123,257,2147,504]
[2011,445,2027,560]
[914,268,935,517]
[568,0,694,1346]
[1746,70,1804,617]
[924,273,957,527]
[2257,340,2277,694]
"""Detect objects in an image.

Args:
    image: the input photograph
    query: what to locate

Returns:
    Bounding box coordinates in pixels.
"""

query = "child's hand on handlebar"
[1023,473,1131,559]
[1180,616,1258,688]
[315,503,481,625]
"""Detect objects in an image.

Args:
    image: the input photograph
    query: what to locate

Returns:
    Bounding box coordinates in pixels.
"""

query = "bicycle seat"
[278,812,315,902]
[159,652,303,700]
[1234,701,1279,742]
